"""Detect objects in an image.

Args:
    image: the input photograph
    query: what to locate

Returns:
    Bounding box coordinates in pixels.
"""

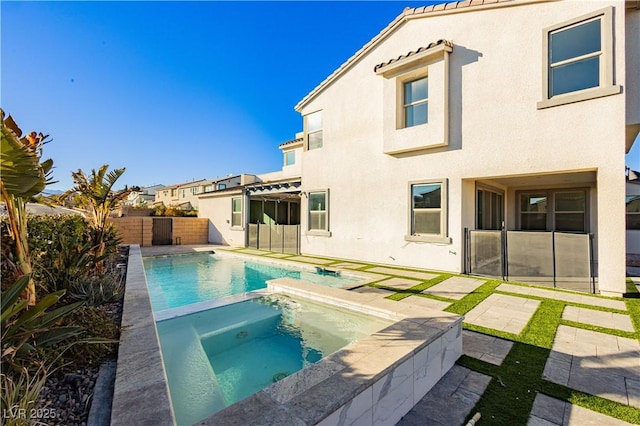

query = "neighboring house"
[627,168,640,267]
[199,0,639,297]
[156,175,260,211]
[125,184,164,207]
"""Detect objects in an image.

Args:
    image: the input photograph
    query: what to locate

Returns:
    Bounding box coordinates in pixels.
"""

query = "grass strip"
[559,320,637,340]
[445,280,502,316]
[626,298,640,338]
[626,277,640,295]
[461,342,550,425]
[520,300,564,348]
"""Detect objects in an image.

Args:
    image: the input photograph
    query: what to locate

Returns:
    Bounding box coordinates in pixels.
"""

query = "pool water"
[156,295,392,425]
[143,252,358,311]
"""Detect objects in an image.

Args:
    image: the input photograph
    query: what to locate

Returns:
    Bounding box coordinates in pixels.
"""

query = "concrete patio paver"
[398,295,450,311]
[528,393,635,425]
[464,293,540,334]
[423,276,486,300]
[462,330,513,365]
[330,262,367,269]
[379,277,423,290]
[366,267,438,281]
[498,283,626,310]
[352,286,394,299]
[285,255,336,265]
[397,365,490,426]
[562,306,635,332]
[544,325,640,407]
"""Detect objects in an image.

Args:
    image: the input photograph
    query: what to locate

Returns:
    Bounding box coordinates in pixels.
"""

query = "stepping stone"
[352,286,393,299]
[264,253,293,259]
[286,256,335,265]
[562,306,634,332]
[379,277,423,290]
[423,276,485,300]
[330,262,366,269]
[464,294,539,334]
[366,267,438,281]
[398,365,490,426]
[399,295,450,311]
[497,283,626,310]
[544,325,640,407]
[462,330,513,365]
[528,393,635,425]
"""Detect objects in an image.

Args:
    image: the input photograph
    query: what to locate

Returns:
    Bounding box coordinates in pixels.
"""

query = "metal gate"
[152,218,173,245]
[465,228,595,293]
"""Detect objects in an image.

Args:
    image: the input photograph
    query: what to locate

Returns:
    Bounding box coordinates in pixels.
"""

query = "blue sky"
[2,1,639,191]
[2,1,436,191]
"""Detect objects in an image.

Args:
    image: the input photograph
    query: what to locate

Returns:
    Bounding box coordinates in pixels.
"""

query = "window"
[204,185,213,192]
[308,191,328,232]
[403,77,428,127]
[305,111,323,150]
[520,193,548,231]
[411,183,442,235]
[519,190,587,232]
[231,197,242,227]
[477,187,504,230]
[218,183,227,190]
[538,7,619,109]
[627,195,640,230]
[555,191,586,231]
[284,151,295,166]
[406,180,449,243]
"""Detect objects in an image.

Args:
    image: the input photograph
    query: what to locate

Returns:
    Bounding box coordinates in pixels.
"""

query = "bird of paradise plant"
[0,110,54,305]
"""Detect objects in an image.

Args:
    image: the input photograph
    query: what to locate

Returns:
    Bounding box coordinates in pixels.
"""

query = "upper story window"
[218,183,227,190]
[538,7,620,109]
[305,111,323,150]
[404,77,428,127]
[548,19,601,97]
[284,150,295,166]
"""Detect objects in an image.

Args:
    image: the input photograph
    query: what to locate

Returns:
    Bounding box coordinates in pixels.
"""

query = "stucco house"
[199,0,639,297]
[155,175,259,211]
[627,168,640,270]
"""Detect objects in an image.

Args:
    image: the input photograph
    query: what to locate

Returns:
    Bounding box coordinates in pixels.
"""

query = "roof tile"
[373,39,453,73]
[433,3,447,11]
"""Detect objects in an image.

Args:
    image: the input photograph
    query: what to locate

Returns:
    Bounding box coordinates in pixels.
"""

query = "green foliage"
[0,110,55,305]
[152,204,198,217]
[1,364,49,426]
[44,306,119,372]
[69,274,123,307]
[1,276,83,371]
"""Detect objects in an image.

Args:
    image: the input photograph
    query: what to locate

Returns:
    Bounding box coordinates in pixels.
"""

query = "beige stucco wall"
[297,0,631,295]
[198,191,246,247]
[112,217,208,246]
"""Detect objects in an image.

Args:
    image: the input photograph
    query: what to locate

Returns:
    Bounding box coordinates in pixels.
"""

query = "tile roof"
[295,0,517,112]
[374,39,453,73]
[278,137,303,148]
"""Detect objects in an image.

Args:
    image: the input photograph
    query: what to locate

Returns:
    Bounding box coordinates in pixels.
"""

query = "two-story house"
[198,0,638,297]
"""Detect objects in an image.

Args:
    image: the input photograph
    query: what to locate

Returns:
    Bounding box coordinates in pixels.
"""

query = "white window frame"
[231,196,243,228]
[402,76,428,128]
[537,6,620,109]
[304,110,323,150]
[284,150,295,166]
[405,179,450,244]
[306,189,330,237]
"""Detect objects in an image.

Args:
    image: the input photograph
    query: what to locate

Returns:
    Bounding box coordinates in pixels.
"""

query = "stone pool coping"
[112,245,463,426]
[111,244,175,425]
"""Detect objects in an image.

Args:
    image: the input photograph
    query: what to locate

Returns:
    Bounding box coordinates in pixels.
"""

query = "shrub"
[69,274,123,307]
[1,365,48,426]
[45,306,119,372]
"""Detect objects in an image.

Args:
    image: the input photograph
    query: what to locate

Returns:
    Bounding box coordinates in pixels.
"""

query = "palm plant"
[0,110,54,305]
[63,165,128,269]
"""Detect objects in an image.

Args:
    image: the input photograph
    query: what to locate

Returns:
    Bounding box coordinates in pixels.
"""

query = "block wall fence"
[111,217,209,246]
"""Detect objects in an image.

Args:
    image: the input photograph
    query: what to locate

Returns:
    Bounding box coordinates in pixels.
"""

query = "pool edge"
[110,244,177,426]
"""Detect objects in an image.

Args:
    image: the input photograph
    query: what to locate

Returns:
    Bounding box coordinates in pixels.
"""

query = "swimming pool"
[143,252,359,311]
[156,294,393,425]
